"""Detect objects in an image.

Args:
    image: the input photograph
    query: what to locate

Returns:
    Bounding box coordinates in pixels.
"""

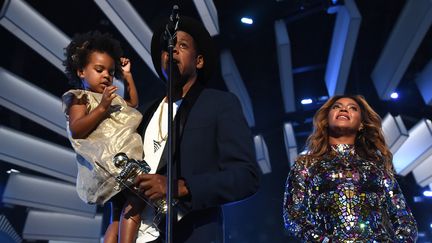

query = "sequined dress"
[283,144,417,242]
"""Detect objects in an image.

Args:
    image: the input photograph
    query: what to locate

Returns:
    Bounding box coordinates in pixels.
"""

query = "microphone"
[166,5,179,37]
[170,5,179,25]
[161,5,181,85]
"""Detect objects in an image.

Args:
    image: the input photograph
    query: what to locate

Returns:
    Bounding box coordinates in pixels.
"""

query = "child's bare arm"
[69,86,117,139]
[121,58,139,108]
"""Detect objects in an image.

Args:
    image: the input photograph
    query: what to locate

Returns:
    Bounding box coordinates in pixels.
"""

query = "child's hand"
[120,57,131,74]
[100,85,118,110]
[119,57,138,107]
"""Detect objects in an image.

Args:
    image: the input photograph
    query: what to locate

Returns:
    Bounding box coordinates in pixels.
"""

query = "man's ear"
[196,54,204,70]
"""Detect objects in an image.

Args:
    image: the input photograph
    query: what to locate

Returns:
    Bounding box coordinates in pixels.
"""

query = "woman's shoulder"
[293,154,315,168]
[295,154,310,164]
[295,153,322,164]
[294,153,330,172]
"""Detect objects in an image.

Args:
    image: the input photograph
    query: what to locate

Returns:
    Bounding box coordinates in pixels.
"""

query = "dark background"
[1,0,431,242]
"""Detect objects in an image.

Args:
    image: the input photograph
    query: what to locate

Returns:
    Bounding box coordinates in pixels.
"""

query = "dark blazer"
[138,83,260,243]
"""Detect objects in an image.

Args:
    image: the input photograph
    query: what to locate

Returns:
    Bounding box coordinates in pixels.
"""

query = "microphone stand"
[164,5,179,243]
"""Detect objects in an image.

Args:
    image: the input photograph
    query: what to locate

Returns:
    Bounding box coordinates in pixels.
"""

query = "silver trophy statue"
[112,152,150,190]
[112,153,182,218]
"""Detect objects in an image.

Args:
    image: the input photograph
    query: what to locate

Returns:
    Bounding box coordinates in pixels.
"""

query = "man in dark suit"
[134,15,260,243]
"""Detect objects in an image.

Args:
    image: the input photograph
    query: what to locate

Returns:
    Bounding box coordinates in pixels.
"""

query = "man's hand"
[134,174,189,200]
[134,174,167,200]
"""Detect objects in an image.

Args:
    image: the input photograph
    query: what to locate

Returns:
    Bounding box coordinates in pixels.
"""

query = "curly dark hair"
[63,31,124,88]
[304,95,394,174]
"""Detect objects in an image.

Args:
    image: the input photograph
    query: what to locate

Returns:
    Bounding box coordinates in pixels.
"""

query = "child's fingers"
[107,85,118,91]
[120,57,130,66]
[103,86,118,98]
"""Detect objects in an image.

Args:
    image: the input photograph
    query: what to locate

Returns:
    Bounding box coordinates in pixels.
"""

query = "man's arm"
[134,93,260,210]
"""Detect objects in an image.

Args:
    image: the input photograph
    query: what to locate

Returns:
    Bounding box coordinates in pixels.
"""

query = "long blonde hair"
[304,95,393,173]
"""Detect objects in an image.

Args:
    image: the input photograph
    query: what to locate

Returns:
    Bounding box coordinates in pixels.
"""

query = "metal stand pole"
[165,5,179,243]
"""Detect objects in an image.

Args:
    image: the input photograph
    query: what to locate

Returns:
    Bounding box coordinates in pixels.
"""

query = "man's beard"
[171,64,187,90]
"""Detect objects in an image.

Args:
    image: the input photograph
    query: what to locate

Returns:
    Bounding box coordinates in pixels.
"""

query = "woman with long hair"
[283,95,417,242]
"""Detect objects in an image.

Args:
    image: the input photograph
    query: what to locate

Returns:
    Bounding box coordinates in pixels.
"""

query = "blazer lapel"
[156,82,204,173]
[138,98,163,159]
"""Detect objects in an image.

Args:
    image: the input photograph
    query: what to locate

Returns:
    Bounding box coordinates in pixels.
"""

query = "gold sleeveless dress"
[62,89,143,205]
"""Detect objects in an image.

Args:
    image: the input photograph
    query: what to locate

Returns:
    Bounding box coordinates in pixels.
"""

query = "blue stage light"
[318,96,329,101]
[6,169,20,174]
[423,190,432,197]
[241,17,253,25]
[413,196,423,203]
[301,98,313,105]
[390,92,399,99]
